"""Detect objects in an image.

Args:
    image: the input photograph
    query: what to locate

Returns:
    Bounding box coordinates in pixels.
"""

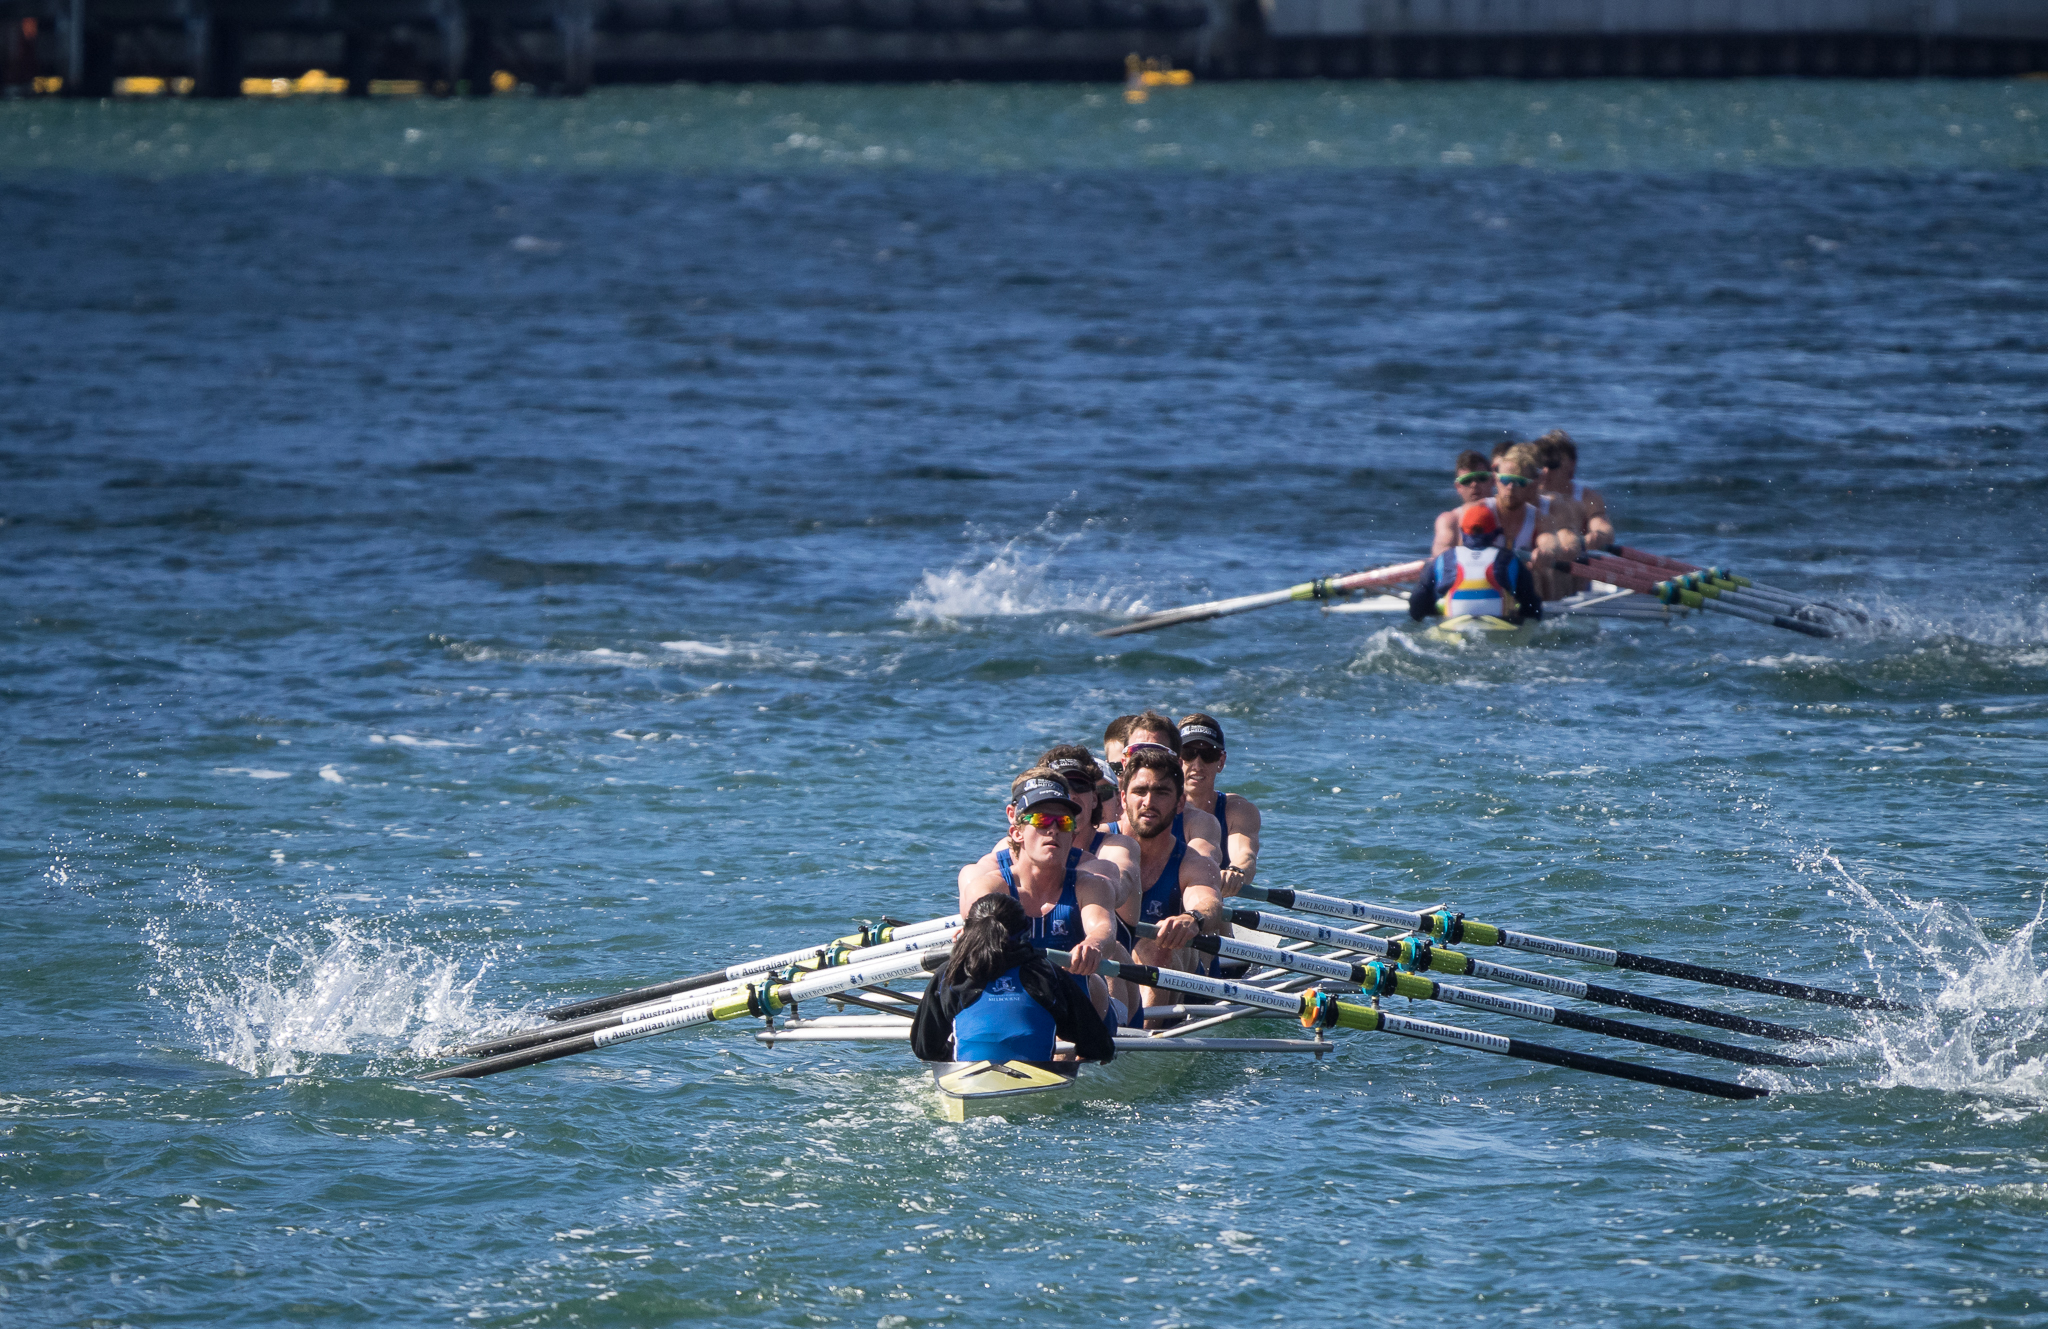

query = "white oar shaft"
[595,949,942,1048]
[1047,949,1305,1014]
[611,930,960,1027]
[1097,560,1426,637]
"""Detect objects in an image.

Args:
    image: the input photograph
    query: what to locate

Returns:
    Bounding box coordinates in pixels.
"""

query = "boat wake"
[1823,852,2048,1115]
[897,513,1128,624]
[142,876,509,1078]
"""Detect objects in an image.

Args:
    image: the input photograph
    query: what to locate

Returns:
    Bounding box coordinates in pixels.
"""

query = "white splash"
[214,767,291,779]
[660,640,738,659]
[143,880,503,1078]
[897,516,1124,623]
[1824,852,2048,1112]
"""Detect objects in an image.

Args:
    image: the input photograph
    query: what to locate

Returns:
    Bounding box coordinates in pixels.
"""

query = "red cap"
[1459,504,1500,537]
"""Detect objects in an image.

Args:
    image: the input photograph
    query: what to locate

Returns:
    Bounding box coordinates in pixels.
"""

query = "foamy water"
[142,881,506,1078]
[898,519,1130,622]
[9,112,2048,1328]
[1823,854,2048,1111]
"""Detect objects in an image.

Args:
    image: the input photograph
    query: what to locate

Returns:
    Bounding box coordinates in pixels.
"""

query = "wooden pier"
[2,0,2042,92]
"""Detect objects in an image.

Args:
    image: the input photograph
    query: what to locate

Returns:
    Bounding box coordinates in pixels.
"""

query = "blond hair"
[1497,444,1541,479]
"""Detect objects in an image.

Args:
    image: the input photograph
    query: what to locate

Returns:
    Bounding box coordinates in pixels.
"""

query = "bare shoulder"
[1538,496,1583,533]
[1185,806,1224,843]
[1224,793,1263,834]
[1432,508,1458,555]
[1181,845,1224,887]
[1098,831,1140,858]
[958,858,1005,903]
[1075,866,1118,902]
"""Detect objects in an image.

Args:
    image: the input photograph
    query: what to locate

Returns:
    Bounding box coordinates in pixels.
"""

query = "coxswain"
[1117,744,1225,1023]
[957,768,1130,1029]
[1176,713,1260,898]
[1430,450,1500,557]
[911,893,1117,1065]
[1408,503,1544,626]
[1534,429,1614,550]
[1119,711,1223,861]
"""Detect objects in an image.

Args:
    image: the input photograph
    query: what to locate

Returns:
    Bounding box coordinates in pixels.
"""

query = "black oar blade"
[421,1033,599,1081]
[1503,1035,1769,1101]
[1613,951,1906,1011]
[543,970,728,1023]
[458,1005,638,1057]
[1581,981,1822,1043]
[1547,1008,1811,1069]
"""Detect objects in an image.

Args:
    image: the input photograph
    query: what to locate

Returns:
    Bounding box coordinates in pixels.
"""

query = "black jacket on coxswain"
[911,944,1117,1064]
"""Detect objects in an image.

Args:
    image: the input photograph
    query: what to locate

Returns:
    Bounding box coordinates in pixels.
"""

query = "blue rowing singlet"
[1138,835,1189,925]
[996,849,1084,950]
[950,965,1057,1062]
[1213,792,1227,828]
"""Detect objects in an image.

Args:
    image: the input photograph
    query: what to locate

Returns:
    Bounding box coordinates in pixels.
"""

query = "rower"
[1099,714,1137,824]
[1430,449,1499,556]
[1041,743,1143,1022]
[1116,745,1225,1023]
[1176,713,1259,898]
[1119,710,1223,861]
[1042,745,1139,905]
[1492,442,1582,601]
[1535,429,1614,550]
[1408,503,1543,626]
[910,893,1117,1065]
[957,767,1130,1029]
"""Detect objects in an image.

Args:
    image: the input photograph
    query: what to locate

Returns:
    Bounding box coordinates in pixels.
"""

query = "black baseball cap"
[1013,776,1080,817]
[1179,720,1225,751]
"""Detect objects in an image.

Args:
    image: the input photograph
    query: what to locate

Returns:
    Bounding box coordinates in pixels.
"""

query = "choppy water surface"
[5,80,2048,1327]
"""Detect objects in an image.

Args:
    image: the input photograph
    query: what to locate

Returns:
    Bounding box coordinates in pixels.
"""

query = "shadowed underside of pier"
[2,0,2044,92]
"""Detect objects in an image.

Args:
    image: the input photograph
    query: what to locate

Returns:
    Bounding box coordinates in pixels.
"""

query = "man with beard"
[1117,710,1223,862]
[1117,745,1224,1024]
[1490,442,1583,601]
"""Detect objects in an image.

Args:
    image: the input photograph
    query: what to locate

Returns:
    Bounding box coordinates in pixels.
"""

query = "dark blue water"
[6,80,2048,1327]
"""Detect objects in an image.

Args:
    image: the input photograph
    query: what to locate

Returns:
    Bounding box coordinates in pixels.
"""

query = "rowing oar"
[1095,559,1426,638]
[1611,545,1886,628]
[1586,551,1836,627]
[540,914,960,1023]
[1562,556,1836,638]
[455,927,962,1059]
[1140,923,1806,1066]
[1054,949,1765,1100]
[1239,884,1903,1011]
[1217,911,1819,1049]
[422,947,951,1081]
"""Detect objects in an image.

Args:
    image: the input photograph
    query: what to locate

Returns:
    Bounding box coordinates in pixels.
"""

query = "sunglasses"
[1016,811,1077,833]
[1455,473,1493,486]
[1494,472,1534,486]
[1183,744,1222,763]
